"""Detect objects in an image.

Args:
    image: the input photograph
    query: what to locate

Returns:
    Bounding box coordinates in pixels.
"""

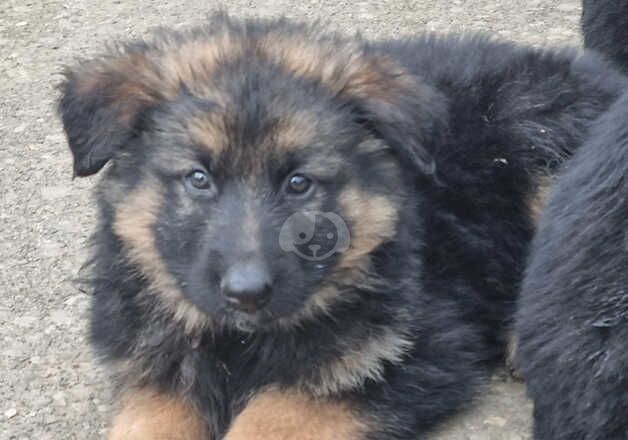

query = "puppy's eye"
[187,170,211,189]
[184,170,215,196]
[285,173,313,196]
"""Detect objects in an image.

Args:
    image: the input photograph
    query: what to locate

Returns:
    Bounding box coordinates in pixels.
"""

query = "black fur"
[582,0,628,73]
[514,5,628,438]
[516,91,628,440]
[58,15,627,439]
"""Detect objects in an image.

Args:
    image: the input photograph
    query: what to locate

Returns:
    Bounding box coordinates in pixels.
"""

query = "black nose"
[221,261,272,313]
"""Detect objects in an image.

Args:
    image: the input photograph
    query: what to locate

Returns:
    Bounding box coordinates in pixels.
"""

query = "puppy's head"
[59,15,443,332]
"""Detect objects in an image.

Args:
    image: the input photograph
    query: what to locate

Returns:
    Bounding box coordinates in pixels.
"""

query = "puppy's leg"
[224,389,367,440]
[108,388,210,440]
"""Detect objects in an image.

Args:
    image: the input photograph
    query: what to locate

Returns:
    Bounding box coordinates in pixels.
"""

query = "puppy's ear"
[274,40,445,176]
[337,54,446,177]
[58,51,160,177]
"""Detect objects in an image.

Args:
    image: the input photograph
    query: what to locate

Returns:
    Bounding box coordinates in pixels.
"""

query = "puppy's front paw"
[224,389,366,440]
[108,389,210,440]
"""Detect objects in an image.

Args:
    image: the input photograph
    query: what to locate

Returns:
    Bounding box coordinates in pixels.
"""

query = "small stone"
[556,3,579,12]
[71,384,90,399]
[41,185,71,200]
[44,325,56,335]
[53,392,67,406]
[50,309,72,326]
[13,316,38,327]
[40,241,65,258]
[32,395,52,407]
[484,415,508,427]
[44,134,65,143]
[5,408,17,418]
[42,413,59,425]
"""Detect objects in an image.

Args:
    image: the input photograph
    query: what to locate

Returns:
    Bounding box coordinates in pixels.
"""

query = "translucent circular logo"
[279,211,350,261]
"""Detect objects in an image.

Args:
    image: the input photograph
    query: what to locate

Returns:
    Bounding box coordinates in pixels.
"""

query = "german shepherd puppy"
[57,14,627,439]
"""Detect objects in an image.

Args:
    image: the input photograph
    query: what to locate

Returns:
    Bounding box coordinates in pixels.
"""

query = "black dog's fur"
[58,14,627,439]
[516,91,628,440]
[515,4,628,438]
[582,0,628,73]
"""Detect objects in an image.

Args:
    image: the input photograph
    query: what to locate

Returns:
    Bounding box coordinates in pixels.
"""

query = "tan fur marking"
[278,185,399,328]
[241,201,260,251]
[276,283,355,329]
[74,54,148,97]
[109,57,161,121]
[73,54,162,125]
[311,328,413,396]
[73,32,244,130]
[109,389,210,440]
[273,111,318,151]
[259,34,416,106]
[259,34,364,95]
[154,35,244,99]
[528,176,554,226]
[186,114,228,155]
[300,285,341,320]
[225,389,367,440]
[338,187,398,269]
[112,178,209,332]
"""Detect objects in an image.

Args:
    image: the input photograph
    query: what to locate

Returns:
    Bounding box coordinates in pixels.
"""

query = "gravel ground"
[1,1,583,438]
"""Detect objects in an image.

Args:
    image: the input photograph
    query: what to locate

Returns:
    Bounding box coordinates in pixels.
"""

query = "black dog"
[516,4,628,439]
[516,90,628,440]
[58,14,627,439]
[582,0,628,73]
[516,3,628,436]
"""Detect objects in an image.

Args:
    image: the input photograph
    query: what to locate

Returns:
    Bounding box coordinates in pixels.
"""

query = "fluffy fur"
[516,5,628,440]
[58,14,627,439]
[582,0,628,73]
[515,6,628,439]
[516,91,628,440]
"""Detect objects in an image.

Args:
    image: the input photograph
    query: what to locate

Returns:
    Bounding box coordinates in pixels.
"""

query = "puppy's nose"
[221,262,272,313]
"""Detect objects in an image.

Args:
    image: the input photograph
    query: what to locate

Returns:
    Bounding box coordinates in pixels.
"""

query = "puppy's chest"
[185,326,404,435]
[187,338,320,436]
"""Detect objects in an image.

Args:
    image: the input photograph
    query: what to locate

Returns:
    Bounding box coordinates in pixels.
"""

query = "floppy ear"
[271,38,446,177]
[57,52,161,177]
[336,54,446,177]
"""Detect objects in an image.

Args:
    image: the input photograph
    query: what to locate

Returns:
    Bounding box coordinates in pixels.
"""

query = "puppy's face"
[59,16,439,331]
[114,93,402,330]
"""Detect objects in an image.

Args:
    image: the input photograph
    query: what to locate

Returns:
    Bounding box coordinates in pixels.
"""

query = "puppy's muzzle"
[220,260,272,313]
